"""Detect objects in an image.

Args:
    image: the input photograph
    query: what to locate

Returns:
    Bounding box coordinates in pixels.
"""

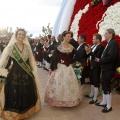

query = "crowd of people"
[0,40,9,53]
[0,28,119,119]
[29,35,59,71]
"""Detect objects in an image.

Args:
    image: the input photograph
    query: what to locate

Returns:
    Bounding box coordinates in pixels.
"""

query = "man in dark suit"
[49,36,58,52]
[85,34,104,103]
[74,34,88,86]
[95,29,119,113]
[69,31,79,49]
[45,36,58,64]
[35,39,43,67]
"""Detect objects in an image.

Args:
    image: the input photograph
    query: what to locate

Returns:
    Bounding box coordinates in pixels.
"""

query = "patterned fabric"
[12,45,34,78]
[44,63,83,107]
[50,42,75,71]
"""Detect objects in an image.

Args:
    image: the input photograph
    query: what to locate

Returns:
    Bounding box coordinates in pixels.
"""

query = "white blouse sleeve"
[0,45,13,68]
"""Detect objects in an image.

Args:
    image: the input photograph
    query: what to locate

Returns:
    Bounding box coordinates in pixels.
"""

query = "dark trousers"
[102,71,115,94]
[81,66,89,85]
[89,67,101,87]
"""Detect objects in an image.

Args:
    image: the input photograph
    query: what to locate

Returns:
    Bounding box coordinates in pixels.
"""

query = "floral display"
[102,0,111,6]
[117,67,120,73]
[69,0,120,93]
[91,0,101,6]
[112,70,120,94]
[70,4,90,40]
[72,62,83,83]
[98,2,120,40]
[69,0,120,44]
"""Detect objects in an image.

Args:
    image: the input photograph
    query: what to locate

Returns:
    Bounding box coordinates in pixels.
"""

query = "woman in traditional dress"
[0,29,40,120]
[44,31,82,107]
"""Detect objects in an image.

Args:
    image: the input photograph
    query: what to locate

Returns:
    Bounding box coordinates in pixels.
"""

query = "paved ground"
[27,67,120,120]
[0,55,120,120]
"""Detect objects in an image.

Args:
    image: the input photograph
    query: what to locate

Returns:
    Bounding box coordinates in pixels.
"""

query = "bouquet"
[111,67,120,93]
[72,62,83,83]
[0,68,8,83]
[117,67,120,73]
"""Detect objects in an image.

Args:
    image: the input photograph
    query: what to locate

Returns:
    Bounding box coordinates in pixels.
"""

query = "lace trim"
[0,45,13,68]
[11,44,29,62]
[57,42,74,53]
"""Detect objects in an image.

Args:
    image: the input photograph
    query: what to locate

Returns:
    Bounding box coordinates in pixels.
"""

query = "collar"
[95,43,100,47]
[107,39,112,44]
[79,42,86,46]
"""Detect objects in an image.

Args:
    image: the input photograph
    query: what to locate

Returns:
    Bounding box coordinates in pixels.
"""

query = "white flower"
[97,2,120,40]
[70,4,89,40]
[0,68,8,78]
[117,67,120,73]
[60,59,64,63]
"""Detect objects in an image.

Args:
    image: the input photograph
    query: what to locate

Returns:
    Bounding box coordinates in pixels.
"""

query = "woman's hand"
[48,69,52,75]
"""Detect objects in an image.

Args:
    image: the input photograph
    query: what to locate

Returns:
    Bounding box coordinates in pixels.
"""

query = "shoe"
[102,107,112,113]
[95,102,106,107]
[45,68,49,71]
[89,100,97,104]
[84,94,94,98]
[37,65,40,68]
[97,92,102,97]
[44,68,48,71]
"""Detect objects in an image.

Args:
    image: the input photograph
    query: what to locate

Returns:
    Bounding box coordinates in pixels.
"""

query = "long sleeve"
[0,45,13,77]
[50,47,59,71]
[0,46,13,68]
[99,41,119,64]
[89,45,104,59]
[27,45,36,71]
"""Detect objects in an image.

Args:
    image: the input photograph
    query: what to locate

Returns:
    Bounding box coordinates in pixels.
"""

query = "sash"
[12,46,34,78]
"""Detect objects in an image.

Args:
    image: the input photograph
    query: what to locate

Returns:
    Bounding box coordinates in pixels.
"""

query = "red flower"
[115,72,120,79]
[69,0,120,44]
[101,40,107,47]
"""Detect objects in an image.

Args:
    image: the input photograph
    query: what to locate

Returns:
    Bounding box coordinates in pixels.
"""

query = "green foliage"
[91,0,101,6]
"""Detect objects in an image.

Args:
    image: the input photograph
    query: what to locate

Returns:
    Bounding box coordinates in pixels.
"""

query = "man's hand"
[50,50,54,54]
[95,57,100,62]
[85,45,91,53]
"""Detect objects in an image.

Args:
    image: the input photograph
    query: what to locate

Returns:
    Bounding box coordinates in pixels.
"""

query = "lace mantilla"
[11,43,29,62]
[57,42,74,53]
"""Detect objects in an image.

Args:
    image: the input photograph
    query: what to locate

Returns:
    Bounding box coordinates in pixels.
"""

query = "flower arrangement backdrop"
[69,0,120,46]
[69,0,120,93]
[52,0,120,93]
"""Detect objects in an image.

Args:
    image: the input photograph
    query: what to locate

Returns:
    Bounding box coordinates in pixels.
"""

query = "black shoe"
[44,68,48,71]
[45,68,49,71]
[95,102,106,107]
[89,100,97,104]
[37,65,40,68]
[102,107,112,113]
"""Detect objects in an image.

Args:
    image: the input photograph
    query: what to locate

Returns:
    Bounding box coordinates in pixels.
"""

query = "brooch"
[60,59,64,63]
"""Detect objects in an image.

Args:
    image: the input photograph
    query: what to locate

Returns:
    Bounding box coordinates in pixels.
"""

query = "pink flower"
[102,0,111,6]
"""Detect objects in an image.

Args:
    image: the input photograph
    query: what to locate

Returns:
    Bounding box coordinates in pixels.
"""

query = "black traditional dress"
[0,43,40,120]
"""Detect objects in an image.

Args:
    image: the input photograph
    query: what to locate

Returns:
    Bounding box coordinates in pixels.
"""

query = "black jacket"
[69,38,79,49]
[50,43,75,71]
[74,43,88,66]
[89,44,104,68]
[99,39,119,71]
